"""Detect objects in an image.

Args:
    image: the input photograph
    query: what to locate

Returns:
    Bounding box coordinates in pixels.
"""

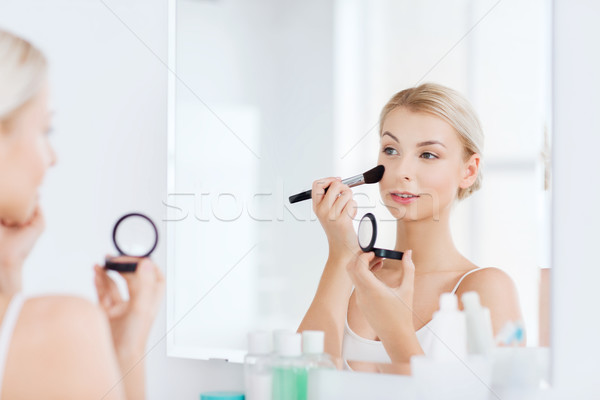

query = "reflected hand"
[312,177,359,258]
[0,205,45,270]
[94,258,165,360]
[346,250,416,339]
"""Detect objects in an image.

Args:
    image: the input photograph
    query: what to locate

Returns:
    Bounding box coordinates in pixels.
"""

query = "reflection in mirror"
[168,0,552,367]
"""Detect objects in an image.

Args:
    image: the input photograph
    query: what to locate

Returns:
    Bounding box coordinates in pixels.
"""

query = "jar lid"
[200,391,245,400]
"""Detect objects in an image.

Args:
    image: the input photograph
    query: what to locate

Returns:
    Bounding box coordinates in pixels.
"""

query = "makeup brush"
[289,165,385,204]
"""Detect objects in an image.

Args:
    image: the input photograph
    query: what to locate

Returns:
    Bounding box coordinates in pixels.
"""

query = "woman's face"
[377,107,478,222]
[0,82,56,225]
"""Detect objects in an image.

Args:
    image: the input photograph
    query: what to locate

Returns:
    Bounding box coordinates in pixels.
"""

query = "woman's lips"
[390,192,420,204]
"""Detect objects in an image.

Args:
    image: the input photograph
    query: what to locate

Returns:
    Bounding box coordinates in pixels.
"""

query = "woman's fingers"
[312,178,354,222]
[93,266,106,300]
[347,251,375,280]
[94,267,113,312]
[341,198,358,221]
[330,188,353,220]
[324,181,348,212]
[120,259,157,285]
[399,250,415,292]
[119,258,164,314]
[312,177,339,212]
[94,265,123,310]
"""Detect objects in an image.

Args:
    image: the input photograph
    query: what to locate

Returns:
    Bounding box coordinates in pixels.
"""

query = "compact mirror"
[358,213,403,260]
[105,213,159,272]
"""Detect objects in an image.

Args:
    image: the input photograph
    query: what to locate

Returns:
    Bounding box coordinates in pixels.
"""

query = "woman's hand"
[94,258,165,361]
[0,205,45,270]
[312,177,359,259]
[347,250,423,362]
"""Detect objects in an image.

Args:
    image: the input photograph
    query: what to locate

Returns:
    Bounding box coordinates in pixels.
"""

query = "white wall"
[0,1,242,398]
[551,0,600,397]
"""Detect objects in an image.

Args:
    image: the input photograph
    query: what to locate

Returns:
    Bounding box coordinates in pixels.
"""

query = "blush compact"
[104,212,158,272]
[357,213,403,260]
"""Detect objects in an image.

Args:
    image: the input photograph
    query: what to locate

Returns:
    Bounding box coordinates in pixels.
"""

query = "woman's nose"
[395,158,414,182]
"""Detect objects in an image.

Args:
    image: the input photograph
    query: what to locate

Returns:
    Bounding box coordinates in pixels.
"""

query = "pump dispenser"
[429,293,467,360]
[461,291,495,356]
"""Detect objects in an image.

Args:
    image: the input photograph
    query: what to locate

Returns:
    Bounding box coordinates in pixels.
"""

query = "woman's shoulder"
[21,295,106,334]
[25,294,100,314]
[457,267,517,293]
[17,295,114,362]
[455,267,523,332]
[5,295,124,399]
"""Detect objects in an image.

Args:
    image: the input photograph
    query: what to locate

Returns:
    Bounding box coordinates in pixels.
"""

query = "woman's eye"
[383,147,398,155]
[420,152,438,160]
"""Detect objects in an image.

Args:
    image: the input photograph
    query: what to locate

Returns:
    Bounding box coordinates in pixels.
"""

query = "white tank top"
[342,268,488,367]
[0,293,25,397]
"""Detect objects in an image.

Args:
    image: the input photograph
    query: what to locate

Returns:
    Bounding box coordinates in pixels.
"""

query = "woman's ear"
[459,153,480,189]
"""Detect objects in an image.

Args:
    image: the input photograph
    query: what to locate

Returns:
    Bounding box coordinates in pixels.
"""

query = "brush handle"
[289,174,366,204]
[289,189,313,204]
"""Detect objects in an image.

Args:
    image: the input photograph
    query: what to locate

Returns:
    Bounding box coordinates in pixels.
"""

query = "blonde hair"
[380,83,484,200]
[0,29,47,123]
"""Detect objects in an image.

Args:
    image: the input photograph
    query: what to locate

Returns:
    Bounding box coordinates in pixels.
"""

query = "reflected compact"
[357,213,403,260]
[104,212,159,272]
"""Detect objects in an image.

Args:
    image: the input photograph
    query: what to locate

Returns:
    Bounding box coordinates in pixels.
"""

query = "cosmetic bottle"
[461,291,495,356]
[411,293,491,400]
[271,333,307,400]
[301,331,335,370]
[273,329,293,355]
[429,292,467,360]
[244,331,273,400]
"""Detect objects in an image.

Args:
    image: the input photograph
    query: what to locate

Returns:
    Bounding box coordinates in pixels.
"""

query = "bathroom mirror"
[167,0,552,363]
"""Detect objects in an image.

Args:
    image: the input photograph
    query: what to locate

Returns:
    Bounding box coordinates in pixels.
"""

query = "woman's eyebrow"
[417,140,446,148]
[382,131,399,142]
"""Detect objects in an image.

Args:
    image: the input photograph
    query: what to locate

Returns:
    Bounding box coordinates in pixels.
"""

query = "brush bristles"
[363,165,385,184]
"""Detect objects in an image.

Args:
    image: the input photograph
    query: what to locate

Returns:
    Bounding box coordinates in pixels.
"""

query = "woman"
[0,30,163,398]
[298,83,524,372]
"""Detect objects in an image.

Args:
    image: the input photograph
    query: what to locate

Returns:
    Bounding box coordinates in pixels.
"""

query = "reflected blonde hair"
[0,29,47,124]
[380,83,484,200]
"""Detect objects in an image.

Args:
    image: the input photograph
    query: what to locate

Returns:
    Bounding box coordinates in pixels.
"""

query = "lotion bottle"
[245,331,273,400]
[429,292,468,361]
[461,291,495,356]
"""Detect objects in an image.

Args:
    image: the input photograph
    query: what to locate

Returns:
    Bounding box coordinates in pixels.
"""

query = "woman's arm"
[297,177,358,362]
[346,250,425,364]
[298,253,354,362]
[95,259,165,400]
